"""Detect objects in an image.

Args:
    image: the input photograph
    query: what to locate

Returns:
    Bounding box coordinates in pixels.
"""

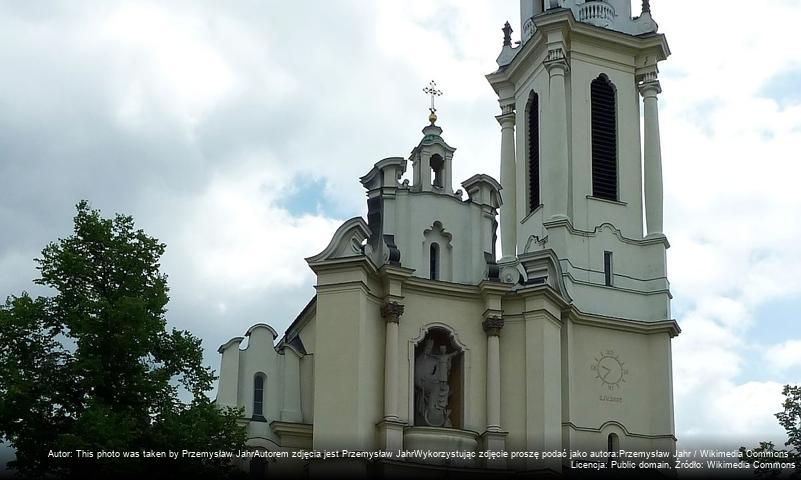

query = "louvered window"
[591,74,618,201]
[527,92,541,211]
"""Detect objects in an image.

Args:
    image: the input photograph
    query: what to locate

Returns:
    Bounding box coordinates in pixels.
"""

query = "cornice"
[487,9,669,88]
[403,277,484,300]
[246,323,278,339]
[307,254,379,276]
[512,282,572,311]
[217,336,244,354]
[563,421,677,441]
[568,308,681,337]
[542,218,670,248]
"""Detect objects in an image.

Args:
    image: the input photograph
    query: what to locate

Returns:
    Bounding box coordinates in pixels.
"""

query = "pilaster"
[478,281,513,466]
[377,266,414,451]
[280,345,303,423]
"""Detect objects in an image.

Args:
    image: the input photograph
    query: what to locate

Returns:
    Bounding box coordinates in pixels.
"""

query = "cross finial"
[423,80,443,124]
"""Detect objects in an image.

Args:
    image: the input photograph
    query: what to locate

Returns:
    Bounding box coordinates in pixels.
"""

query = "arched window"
[591,74,618,201]
[429,243,440,280]
[527,91,540,211]
[607,433,620,467]
[253,374,265,419]
[430,154,444,188]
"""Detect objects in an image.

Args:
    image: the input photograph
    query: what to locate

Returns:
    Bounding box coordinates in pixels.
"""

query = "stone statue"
[414,338,460,427]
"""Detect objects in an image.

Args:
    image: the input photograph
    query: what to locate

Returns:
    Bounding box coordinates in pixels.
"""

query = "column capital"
[638,72,662,98]
[482,314,505,336]
[381,301,404,323]
[639,80,662,98]
[495,111,515,127]
[543,47,569,75]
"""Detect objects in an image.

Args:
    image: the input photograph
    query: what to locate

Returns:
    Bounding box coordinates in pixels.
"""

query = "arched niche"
[409,324,467,429]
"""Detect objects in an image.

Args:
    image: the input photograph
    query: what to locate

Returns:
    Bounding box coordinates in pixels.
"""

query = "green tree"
[777,385,801,477]
[740,385,801,478]
[0,201,246,479]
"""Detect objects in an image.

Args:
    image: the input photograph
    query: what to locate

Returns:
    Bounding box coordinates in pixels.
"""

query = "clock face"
[591,350,628,391]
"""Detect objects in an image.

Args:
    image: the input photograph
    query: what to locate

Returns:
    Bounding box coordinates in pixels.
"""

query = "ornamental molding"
[543,47,570,74]
[482,315,505,336]
[381,301,405,323]
[305,217,370,264]
[638,79,662,97]
[495,111,516,127]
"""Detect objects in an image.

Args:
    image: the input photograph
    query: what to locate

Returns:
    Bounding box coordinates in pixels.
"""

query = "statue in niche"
[414,337,460,427]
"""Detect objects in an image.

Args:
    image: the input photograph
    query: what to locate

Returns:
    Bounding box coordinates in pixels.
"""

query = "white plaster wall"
[300,354,315,423]
[565,321,675,451]
[392,190,491,284]
[311,266,385,451]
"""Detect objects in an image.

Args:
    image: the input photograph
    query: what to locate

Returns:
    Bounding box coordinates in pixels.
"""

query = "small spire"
[422,80,443,125]
[502,21,513,47]
[642,0,651,13]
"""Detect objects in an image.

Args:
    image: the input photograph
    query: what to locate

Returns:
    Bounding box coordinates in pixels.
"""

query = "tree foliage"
[777,385,801,477]
[740,385,801,478]
[0,201,246,479]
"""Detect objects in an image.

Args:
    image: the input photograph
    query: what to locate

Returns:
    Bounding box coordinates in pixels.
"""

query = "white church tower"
[489,0,670,322]
[215,1,680,477]
[486,0,677,462]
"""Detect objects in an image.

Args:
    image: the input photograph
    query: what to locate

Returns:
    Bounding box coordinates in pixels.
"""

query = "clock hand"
[601,365,611,380]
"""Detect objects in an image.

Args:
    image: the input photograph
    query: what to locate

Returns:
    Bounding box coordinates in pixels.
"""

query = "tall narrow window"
[604,251,614,287]
[591,74,618,201]
[253,374,265,419]
[527,92,540,211]
[430,243,440,280]
[607,433,620,467]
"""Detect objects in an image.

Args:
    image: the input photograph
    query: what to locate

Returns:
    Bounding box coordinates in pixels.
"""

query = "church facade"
[216,1,679,476]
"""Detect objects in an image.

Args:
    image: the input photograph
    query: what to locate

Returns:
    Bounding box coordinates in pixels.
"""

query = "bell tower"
[488,0,671,323]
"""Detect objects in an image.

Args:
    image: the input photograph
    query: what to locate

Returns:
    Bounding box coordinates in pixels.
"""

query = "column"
[381,301,404,420]
[639,73,664,237]
[543,48,569,221]
[483,315,504,431]
[496,106,517,258]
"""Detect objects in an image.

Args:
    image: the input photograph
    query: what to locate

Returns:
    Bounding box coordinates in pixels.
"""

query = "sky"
[1,0,800,454]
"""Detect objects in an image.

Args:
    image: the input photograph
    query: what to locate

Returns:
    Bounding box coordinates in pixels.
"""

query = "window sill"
[586,195,627,207]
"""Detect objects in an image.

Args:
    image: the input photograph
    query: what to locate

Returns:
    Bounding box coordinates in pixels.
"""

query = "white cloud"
[655,0,801,447]
[680,380,787,447]
[765,340,801,371]
[101,3,238,126]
